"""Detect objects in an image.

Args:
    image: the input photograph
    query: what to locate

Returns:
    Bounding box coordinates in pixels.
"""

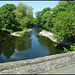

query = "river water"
[0,28,63,63]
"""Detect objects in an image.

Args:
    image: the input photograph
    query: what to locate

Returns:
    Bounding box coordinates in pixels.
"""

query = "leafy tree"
[41,7,51,16]
[33,18,40,27]
[41,11,53,31]
[14,3,33,28]
[0,4,19,31]
[52,1,69,14]
[34,7,52,29]
[35,11,42,27]
[28,6,33,16]
[51,1,75,52]
[52,1,75,42]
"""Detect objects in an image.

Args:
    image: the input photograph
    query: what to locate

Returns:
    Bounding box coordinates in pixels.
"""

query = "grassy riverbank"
[10,28,32,37]
[0,28,32,37]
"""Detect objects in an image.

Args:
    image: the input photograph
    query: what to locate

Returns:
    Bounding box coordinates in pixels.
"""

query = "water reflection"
[15,34,32,52]
[0,36,15,58]
[37,36,63,55]
[0,50,2,55]
[0,33,32,59]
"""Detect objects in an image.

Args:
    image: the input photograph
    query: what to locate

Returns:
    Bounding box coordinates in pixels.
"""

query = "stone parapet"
[0,51,75,74]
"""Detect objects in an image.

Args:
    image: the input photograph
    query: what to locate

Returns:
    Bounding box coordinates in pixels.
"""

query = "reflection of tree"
[15,34,32,52]
[0,33,32,59]
[37,36,63,55]
[0,38,2,55]
[0,49,2,55]
[0,36,16,58]
[0,38,4,55]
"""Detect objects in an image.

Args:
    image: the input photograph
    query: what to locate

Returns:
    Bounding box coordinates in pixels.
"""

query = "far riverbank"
[10,28,32,37]
[39,30,59,43]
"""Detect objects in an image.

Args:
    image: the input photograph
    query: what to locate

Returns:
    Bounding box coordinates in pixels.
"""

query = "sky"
[0,1,59,17]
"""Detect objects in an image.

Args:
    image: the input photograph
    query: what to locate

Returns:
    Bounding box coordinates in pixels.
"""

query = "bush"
[63,43,75,53]
[70,43,75,51]
[6,29,13,33]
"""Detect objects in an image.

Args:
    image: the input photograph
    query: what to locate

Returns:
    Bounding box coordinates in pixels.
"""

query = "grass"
[16,30,28,36]
[16,27,29,36]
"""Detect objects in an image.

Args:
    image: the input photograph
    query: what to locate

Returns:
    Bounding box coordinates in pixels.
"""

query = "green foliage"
[52,1,75,42]
[33,18,40,27]
[33,1,75,48]
[63,47,70,53]
[51,1,75,53]
[2,29,13,33]
[34,11,42,27]
[16,31,27,36]
[52,1,69,14]
[0,3,33,37]
[70,43,75,51]
[34,7,52,30]
[16,27,29,36]
[33,1,75,52]
[41,7,51,16]
[64,43,75,53]
[41,11,53,31]
[14,3,33,28]
[0,4,20,31]
[0,4,16,11]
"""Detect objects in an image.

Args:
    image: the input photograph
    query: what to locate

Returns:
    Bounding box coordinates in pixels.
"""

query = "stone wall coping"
[0,51,75,71]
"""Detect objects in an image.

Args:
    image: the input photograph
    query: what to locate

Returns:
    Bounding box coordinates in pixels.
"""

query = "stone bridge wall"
[0,51,75,74]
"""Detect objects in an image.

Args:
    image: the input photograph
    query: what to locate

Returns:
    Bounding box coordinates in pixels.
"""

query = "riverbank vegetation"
[0,3,33,37]
[33,1,75,52]
[0,1,75,52]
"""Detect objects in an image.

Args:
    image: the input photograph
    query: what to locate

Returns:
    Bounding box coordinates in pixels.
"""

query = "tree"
[41,7,51,16]
[28,6,33,16]
[34,11,42,27]
[14,3,33,28]
[52,1,69,14]
[0,4,19,31]
[34,7,52,28]
[41,11,53,31]
[52,1,75,42]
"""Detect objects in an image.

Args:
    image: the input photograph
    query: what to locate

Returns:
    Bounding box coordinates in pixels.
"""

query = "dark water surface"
[0,28,63,63]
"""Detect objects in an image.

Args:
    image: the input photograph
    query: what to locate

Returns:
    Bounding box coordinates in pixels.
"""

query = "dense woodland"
[0,3,33,35]
[0,1,75,52]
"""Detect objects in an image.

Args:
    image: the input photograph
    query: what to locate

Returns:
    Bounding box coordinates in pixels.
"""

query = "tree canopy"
[14,3,33,29]
[0,3,33,35]
[0,4,18,31]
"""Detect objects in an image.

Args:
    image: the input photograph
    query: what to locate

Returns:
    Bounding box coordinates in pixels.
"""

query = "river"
[0,28,63,63]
